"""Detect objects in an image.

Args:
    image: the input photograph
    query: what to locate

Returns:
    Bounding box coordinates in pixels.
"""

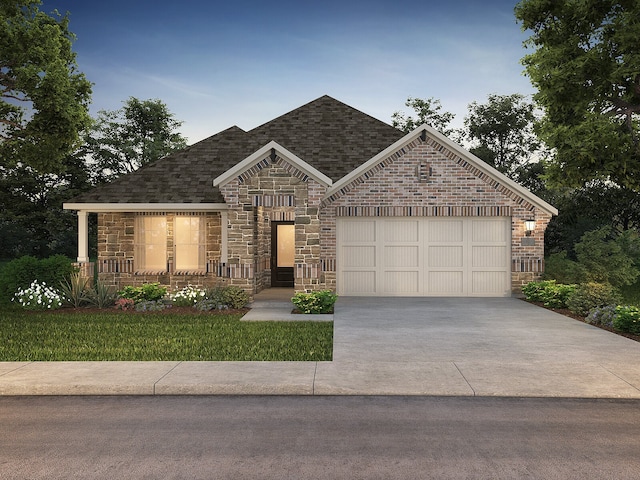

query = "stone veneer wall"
[219,155,328,294]
[320,138,552,294]
[96,211,223,292]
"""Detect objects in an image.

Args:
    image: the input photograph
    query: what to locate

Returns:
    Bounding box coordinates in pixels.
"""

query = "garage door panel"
[384,221,418,242]
[472,246,507,268]
[337,217,510,297]
[472,272,508,294]
[342,220,376,243]
[384,271,419,294]
[428,272,464,294]
[472,219,507,242]
[429,220,463,242]
[343,246,376,267]
[342,271,376,294]
[385,246,418,267]
[429,246,463,268]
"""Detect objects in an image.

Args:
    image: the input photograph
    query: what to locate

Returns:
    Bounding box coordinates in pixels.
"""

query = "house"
[64,95,557,297]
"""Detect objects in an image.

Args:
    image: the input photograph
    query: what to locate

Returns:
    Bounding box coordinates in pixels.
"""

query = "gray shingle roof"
[70,95,404,204]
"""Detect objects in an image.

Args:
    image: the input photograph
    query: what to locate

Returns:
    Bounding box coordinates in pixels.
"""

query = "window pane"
[277,224,295,267]
[175,216,204,271]
[136,216,166,271]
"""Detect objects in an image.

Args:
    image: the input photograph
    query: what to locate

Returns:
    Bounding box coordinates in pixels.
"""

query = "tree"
[392,97,456,136]
[515,0,640,190]
[85,97,188,183]
[462,93,541,179]
[0,0,92,174]
[544,181,640,256]
[0,157,91,259]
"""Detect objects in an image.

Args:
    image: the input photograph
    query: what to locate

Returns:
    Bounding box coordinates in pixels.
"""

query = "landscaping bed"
[528,301,640,343]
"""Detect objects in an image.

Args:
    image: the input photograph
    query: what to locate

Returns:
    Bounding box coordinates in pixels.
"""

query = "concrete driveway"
[314,297,640,397]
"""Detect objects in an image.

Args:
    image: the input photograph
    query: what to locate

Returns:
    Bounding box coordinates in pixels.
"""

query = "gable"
[213,141,332,188]
[324,125,558,217]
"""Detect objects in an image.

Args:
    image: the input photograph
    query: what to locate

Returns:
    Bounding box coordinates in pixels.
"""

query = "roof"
[68,95,404,204]
[66,95,557,217]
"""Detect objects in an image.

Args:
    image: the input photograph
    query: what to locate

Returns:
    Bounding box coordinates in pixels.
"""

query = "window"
[175,215,205,271]
[135,216,167,272]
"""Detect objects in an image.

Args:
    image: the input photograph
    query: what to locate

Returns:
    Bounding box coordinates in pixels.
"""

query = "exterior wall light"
[524,219,536,236]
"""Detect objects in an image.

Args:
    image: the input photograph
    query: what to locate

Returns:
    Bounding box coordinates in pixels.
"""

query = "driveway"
[313,297,640,396]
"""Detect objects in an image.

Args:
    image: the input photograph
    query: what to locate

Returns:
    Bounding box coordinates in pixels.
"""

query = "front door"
[271,221,295,287]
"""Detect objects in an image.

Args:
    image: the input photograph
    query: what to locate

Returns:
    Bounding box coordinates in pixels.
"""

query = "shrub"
[543,252,585,284]
[118,283,167,303]
[612,305,640,334]
[204,286,226,307]
[566,282,622,317]
[292,290,338,314]
[575,227,640,288]
[134,300,167,312]
[195,299,227,311]
[115,298,135,311]
[171,285,207,307]
[522,280,576,308]
[87,280,118,309]
[0,255,75,305]
[13,280,63,310]
[59,272,91,308]
[222,286,250,309]
[585,305,617,327]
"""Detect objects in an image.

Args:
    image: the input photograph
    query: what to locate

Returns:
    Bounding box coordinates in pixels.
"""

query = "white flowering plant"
[13,280,63,310]
[171,285,206,307]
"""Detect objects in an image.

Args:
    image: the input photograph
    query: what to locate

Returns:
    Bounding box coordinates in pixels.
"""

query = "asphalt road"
[1,396,640,479]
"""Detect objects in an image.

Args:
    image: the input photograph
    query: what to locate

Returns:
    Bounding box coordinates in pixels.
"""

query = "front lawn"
[0,310,333,361]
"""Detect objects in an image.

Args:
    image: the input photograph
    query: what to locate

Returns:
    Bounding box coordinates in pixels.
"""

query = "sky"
[41,0,536,145]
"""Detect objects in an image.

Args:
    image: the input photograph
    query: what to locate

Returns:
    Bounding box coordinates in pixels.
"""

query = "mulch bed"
[29,306,250,316]
[528,301,640,343]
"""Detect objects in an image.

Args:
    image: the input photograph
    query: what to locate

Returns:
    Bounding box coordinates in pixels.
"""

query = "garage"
[336,217,511,297]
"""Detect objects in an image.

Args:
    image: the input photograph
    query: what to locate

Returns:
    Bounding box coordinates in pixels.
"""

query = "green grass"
[0,310,333,361]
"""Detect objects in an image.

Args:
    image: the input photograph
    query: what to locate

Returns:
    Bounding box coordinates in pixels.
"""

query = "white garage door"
[336,217,511,297]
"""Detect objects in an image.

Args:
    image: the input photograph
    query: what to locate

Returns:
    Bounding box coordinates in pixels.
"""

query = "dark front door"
[271,221,295,287]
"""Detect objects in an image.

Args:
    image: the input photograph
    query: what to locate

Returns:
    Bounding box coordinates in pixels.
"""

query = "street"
[1,396,639,479]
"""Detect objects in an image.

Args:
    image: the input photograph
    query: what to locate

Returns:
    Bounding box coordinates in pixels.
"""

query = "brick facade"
[93,135,551,297]
[320,137,550,293]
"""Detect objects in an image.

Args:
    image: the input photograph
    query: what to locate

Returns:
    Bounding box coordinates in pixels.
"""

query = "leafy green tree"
[544,182,640,256]
[0,0,92,174]
[392,97,456,136]
[463,93,541,179]
[515,0,640,190]
[0,154,92,259]
[85,97,188,183]
[575,227,640,288]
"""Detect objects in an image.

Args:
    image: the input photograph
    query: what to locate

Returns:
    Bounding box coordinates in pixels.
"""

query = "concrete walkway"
[1,294,640,397]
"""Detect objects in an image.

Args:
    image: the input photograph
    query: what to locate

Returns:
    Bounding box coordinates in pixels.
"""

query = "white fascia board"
[63,203,229,212]
[213,141,333,188]
[325,124,558,217]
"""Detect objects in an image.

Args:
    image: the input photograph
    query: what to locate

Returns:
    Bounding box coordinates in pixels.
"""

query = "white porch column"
[77,210,89,263]
[220,211,228,263]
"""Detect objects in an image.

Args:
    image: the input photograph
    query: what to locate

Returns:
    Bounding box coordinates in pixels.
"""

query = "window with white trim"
[174,215,206,272]
[134,215,167,272]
